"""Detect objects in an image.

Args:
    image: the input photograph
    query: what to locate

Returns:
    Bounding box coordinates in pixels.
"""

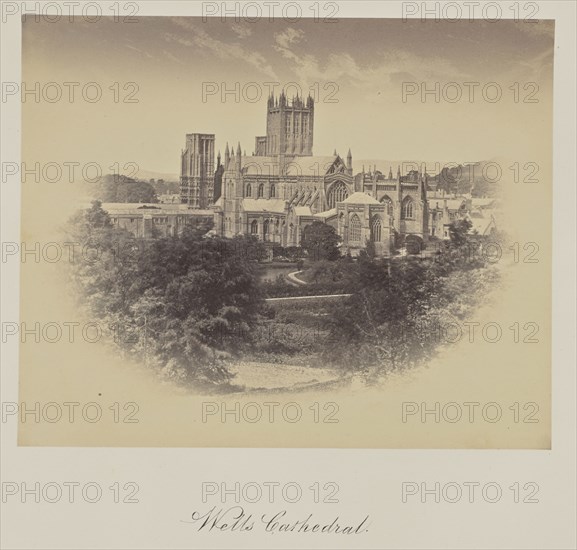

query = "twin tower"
[180,92,315,207]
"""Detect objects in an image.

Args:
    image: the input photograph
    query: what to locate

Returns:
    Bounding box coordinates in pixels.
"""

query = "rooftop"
[99,203,213,215]
[293,206,313,217]
[314,208,337,219]
[342,192,381,205]
[225,155,340,177]
[241,198,287,214]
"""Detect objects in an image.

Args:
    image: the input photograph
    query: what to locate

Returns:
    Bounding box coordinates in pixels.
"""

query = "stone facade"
[336,193,391,256]
[103,203,213,239]
[181,94,430,256]
[180,133,215,209]
[357,167,429,246]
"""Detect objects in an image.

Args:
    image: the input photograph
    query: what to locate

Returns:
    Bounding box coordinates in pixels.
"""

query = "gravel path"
[229,361,342,391]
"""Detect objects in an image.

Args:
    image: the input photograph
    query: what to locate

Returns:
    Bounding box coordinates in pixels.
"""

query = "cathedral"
[180,93,429,257]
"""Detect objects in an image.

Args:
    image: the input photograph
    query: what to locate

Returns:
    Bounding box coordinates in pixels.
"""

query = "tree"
[301,221,341,261]
[66,208,268,384]
[82,200,113,232]
[448,218,472,247]
[324,220,497,380]
[363,239,376,260]
[96,174,159,203]
[324,258,439,377]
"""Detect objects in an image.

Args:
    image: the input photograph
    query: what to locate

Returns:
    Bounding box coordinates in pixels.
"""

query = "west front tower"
[180,133,215,208]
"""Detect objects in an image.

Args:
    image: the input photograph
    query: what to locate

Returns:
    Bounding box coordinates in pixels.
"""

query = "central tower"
[255,92,314,157]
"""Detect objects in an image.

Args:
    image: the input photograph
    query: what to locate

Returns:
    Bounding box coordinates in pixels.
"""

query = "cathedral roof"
[314,208,337,219]
[293,206,313,217]
[241,198,287,214]
[99,203,211,215]
[284,156,339,176]
[227,155,342,177]
[239,156,280,176]
[342,192,380,205]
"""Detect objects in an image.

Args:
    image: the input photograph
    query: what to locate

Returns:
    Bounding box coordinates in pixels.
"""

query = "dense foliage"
[67,201,267,385]
[435,162,500,198]
[300,221,341,261]
[321,219,499,379]
[94,174,159,203]
[67,202,500,388]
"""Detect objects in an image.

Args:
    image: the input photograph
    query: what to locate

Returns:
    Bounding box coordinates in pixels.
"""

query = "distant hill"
[135,169,179,183]
[355,159,459,175]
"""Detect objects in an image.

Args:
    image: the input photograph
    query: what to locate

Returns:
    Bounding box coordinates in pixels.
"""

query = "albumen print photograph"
[16,13,553,447]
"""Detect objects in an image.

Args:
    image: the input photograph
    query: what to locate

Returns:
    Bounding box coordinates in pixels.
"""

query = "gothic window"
[371,215,382,242]
[349,214,361,242]
[258,184,264,198]
[246,183,252,197]
[402,198,414,219]
[270,184,276,198]
[381,195,394,217]
[250,220,258,235]
[295,116,300,134]
[285,117,291,136]
[327,182,349,209]
[263,219,270,241]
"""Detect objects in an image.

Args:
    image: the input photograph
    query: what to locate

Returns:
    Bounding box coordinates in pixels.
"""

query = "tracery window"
[349,214,361,242]
[402,198,414,219]
[327,182,349,208]
[381,196,394,217]
[371,215,382,242]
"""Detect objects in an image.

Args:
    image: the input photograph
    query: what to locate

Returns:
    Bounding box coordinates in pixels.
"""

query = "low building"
[427,195,470,239]
[336,192,390,256]
[101,203,213,238]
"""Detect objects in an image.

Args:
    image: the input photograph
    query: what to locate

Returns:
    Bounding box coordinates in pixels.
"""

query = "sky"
[22,17,555,178]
